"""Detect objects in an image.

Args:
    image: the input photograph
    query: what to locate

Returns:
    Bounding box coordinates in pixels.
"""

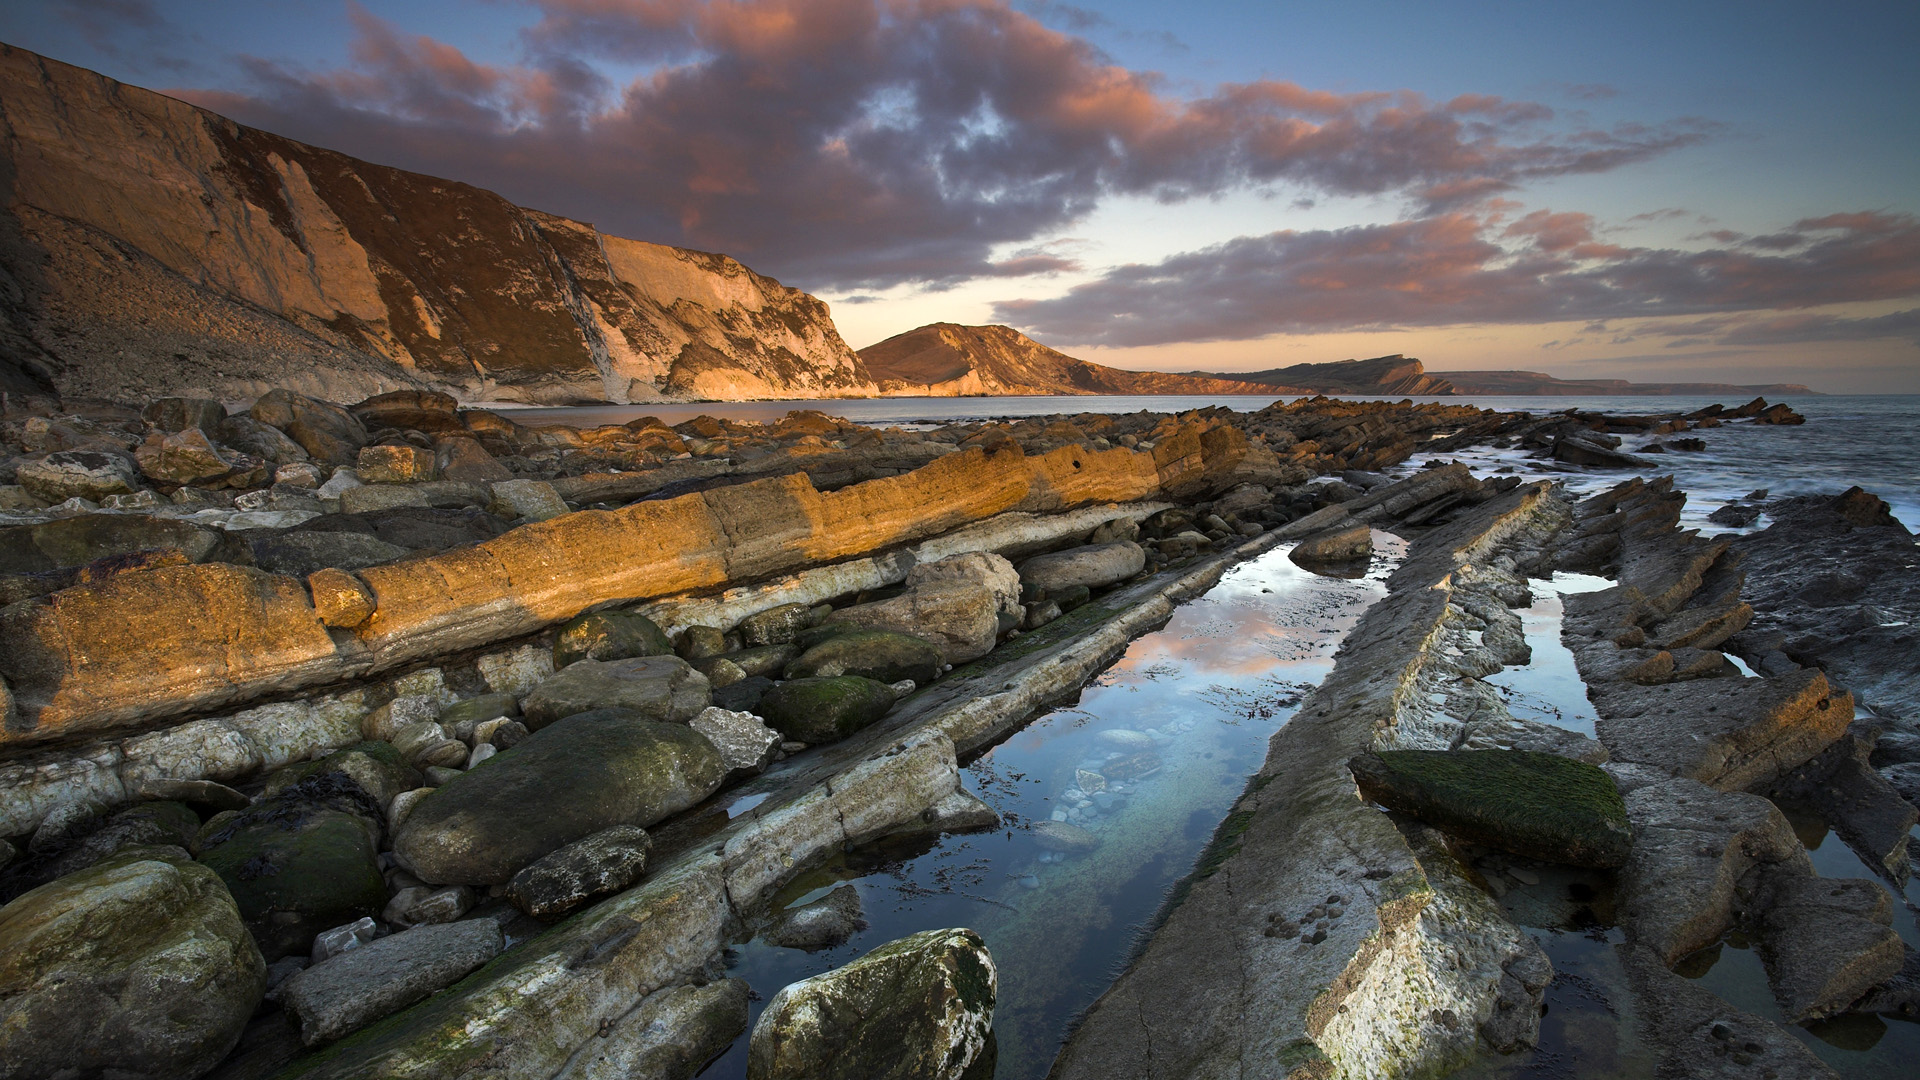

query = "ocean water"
[502,393,1920,530]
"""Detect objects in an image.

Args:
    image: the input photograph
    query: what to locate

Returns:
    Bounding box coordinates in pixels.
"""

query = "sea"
[497,393,1920,532]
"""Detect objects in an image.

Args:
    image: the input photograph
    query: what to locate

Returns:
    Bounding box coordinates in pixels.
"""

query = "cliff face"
[859,323,1290,397]
[0,44,871,406]
[1202,355,1455,396]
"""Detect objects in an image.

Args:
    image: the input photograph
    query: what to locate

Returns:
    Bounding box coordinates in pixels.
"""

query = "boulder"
[22,512,222,569]
[553,610,676,668]
[439,693,520,733]
[16,449,141,502]
[553,979,751,1080]
[676,624,729,660]
[785,629,945,685]
[294,506,508,553]
[134,428,266,488]
[264,741,421,811]
[738,603,816,647]
[764,883,866,951]
[487,478,569,522]
[355,444,436,484]
[906,551,1022,622]
[0,847,264,1080]
[726,643,799,679]
[197,776,389,960]
[349,390,466,435]
[522,655,712,730]
[392,710,726,885]
[143,396,228,434]
[505,824,652,917]
[131,778,251,814]
[42,800,202,880]
[434,437,512,484]
[277,920,502,1045]
[1017,541,1146,593]
[218,415,310,465]
[688,706,782,776]
[756,677,898,746]
[1289,522,1372,565]
[1552,433,1653,469]
[715,676,777,714]
[1349,750,1632,868]
[823,582,1000,664]
[747,927,996,1080]
[249,390,369,465]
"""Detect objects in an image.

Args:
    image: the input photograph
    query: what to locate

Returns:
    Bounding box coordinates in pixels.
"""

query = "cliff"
[1195,354,1456,396]
[0,43,872,406]
[859,323,1291,397]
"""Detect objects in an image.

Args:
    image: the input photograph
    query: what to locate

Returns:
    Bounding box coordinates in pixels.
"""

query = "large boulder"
[756,677,899,746]
[0,847,265,1080]
[785,629,944,685]
[277,919,503,1045]
[1348,750,1632,868]
[249,390,369,465]
[15,449,141,502]
[1017,541,1146,593]
[196,776,388,960]
[747,927,996,1080]
[906,551,1022,623]
[522,656,712,730]
[553,610,676,668]
[392,709,726,885]
[823,582,999,664]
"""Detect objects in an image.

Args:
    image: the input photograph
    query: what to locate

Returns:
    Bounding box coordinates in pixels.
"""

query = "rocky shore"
[3,387,1914,1080]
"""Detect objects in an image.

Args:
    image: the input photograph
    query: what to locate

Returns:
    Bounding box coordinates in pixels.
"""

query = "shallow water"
[1484,573,1611,738]
[699,533,1406,1078]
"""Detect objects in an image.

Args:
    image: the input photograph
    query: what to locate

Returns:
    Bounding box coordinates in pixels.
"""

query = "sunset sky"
[4,0,1916,391]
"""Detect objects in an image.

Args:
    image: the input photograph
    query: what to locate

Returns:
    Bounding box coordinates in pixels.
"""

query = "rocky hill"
[1192,354,1455,395]
[1434,369,1819,396]
[0,43,871,407]
[859,323,1291,396]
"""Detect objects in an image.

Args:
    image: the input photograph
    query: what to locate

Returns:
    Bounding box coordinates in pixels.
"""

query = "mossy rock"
[784,630,942,685]
[1348,749,1632,868]
[553,610,674,668]
[748,927,996,1080]
[437,693,520,729]
[391,709,725,886]
[521,655,711,730]
[264,740,420,809]
[756,677,897,746]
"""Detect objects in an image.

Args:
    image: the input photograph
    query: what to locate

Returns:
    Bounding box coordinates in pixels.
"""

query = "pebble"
[1018,875,1041,890]
[1051,809,1069,822]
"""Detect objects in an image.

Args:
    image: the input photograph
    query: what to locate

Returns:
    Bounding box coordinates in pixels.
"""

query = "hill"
[858,323,1294,396]
[1192,355,1456,395]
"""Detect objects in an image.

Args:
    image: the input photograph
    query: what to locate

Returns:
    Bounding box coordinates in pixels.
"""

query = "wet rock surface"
[1349,749,1631,867]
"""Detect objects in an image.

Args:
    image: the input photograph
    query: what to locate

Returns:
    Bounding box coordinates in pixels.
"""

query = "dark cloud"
[1707,308,1920,346]
[994,210,1920,346]
[176,0,1710,290]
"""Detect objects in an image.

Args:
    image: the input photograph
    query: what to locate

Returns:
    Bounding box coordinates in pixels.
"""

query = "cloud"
[993,209,1920,346]
[175,0,1713,290]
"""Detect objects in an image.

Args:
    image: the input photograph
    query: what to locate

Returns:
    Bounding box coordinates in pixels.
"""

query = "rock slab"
[278,919,503,1045]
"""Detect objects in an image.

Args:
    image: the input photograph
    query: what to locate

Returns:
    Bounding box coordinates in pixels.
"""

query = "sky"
[4,0,1917,391]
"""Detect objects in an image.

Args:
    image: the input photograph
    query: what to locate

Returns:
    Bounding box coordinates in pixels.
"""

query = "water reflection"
[1484,572,1610,737]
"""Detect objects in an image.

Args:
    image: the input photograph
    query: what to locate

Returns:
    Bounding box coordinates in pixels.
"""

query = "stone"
[748,927,995,1080]
[40,800,202,880]
[477,644,556,696]
[132,777,251,813]
[0,847,265,1080]
[522,655,713,730]
[249,530,410,576]
[505,825,652,917]
[906,550,1023,622]
[263,742,420,815]
[219,415,312,466]
[392,710,725,885]
[400,885,475,925]
[756,677,899,746]
[1023,599,1061,629]
[1031,820,1098,853]
[355,444,436,484]
[439,693,520,734]
[785,629,945,685]
[725,643,800,679]
[738,603,816,647]
[310,917,380,963]
[487,478,569,522]
[1552,433,1653,469]
[314,467,363,500]
[337,481,489,514]
[278,920,503,1045]
[349,390,467,435]
[1348,750,1632,868]
[474,718,531,750]
[362,694,441,742]
[764,883,866,951]
[387,789,432,833]
[135,428,265,488]
[16,449,141,502]
[1589,667,1852,791]
[1018,541,1146,592]
[715,676,777,714]
[553,979,750,1080]
[1760,874,1905,1021]
[822,581,1000,664]
[553,609,676,668]
[143,396,228,433]
[676,624,729,660]
[21,511,223,569]
[275,461,328,489]
[688,706,782,776]
[249,390,369,465]
[197,776,388,960]
[1290,522,1372,565]
[433,437,512,484]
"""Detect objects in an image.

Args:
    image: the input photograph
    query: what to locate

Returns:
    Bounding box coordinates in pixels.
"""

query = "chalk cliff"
[0,44,872,406]
[859,323,1291,397]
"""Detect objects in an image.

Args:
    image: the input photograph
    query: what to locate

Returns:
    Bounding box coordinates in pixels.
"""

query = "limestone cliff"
[859,323,1290,397]
[0,44,872,406]
[1197,354,1456,396]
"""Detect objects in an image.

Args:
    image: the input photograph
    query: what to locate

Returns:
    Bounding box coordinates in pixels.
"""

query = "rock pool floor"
[701,534,1406,1078]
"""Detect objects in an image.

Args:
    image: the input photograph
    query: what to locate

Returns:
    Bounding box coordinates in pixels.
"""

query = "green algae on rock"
[1349,749,1632,868]
[756,676,899,746]
[783,628,944,685]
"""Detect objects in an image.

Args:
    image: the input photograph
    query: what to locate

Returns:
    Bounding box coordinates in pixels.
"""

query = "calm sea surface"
[501,393,1920,530]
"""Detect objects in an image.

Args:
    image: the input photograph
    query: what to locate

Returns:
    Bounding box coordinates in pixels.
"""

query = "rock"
[264,742,421,810]
[1348,750,1632,868]
[434,437,512,484]
[487,478,569,521]
[738,603,816,647]
[522,655,712,730]
[338,480,489,514]
[553,980,751,1080]
[756,677,898,746]
[278,920,503,1045]
[309,917,379,963]
[313,467,362,500]
[1289,522,1372,565]
[439,693,520,734]
[1031,820,1098,852]
[135,428,267,488]
[249,390,369,465]
[16,449,141,502]
[748,927,995,1080]
[1097,729,1156,751]
[219,415,312,466]
[349,390,466,435]
[823,581,1000,664]
[197,775,388,960]
[1882,761,1920,804]
[1707,503,1762,527]
[725,643,799,679]
[42,800,202,880]
[1022,599,1061,629]
[473,717,531,750]
[1759,875,1904,1021]
[0,847,265,1080]
[785,629,945,685]
[274,461,328,488]
[247,530,409,576]
[688,706,782,776]
[362,694,441,742]
[392,709,725,885]
[906,551,1023,622]
[1018,541,1146,592]
[553,609,675,668]
[17,511,223,569]
[715,675,777,714]
[387,789,432,833]
[765,883,866,951]
[131,777,252,813]
[400,885,475,925]
[1552,433,1653,469]
[676,624,728,660]
[505,824,652,917]
[143,396,228,433]
[355,444,436,484]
